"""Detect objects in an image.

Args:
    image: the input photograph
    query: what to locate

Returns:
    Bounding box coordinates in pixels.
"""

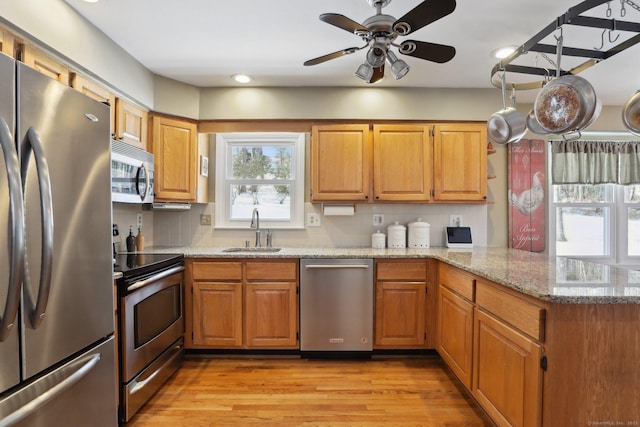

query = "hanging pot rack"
[490,0,640,91]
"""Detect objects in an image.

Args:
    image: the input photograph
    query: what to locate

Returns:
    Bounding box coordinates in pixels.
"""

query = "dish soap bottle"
[126,226,136,252]
[136,227,144,251]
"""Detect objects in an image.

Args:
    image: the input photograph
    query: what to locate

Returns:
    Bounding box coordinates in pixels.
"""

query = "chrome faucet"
[250,208,261,247]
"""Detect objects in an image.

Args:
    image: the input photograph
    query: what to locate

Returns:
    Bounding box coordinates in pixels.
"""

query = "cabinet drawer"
[376,260,427,281]
[192,261,242,281]
[438,264,475,301]
[246,261,297,281]
[476,280,545,342]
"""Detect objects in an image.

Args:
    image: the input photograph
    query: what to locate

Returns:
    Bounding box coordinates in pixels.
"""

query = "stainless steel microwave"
[111,139,154,204]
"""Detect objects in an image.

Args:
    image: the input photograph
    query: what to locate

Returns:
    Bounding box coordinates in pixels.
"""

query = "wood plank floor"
[127,356,495,427]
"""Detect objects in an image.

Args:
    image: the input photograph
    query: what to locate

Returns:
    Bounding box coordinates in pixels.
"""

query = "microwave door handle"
[141,163,150,200]
[0,117,25,342]
[135,163,148,202]
[20,127,54,330]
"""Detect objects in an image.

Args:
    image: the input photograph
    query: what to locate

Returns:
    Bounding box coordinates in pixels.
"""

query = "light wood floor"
[127,355,495,427]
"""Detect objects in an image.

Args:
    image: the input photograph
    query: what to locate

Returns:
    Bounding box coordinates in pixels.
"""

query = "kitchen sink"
[222,247,282,253]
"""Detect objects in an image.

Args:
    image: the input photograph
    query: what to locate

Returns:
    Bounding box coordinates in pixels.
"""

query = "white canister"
[371,230,386,249]
[387,221,407,248]
[408,218,430,248]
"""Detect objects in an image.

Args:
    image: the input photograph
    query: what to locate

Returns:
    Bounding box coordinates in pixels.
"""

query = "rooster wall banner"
[508,139,545,252]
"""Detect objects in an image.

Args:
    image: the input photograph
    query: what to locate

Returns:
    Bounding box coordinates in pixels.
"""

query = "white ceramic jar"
[371,230,386,248]
[387,221,407,248]
[408,218,430,248]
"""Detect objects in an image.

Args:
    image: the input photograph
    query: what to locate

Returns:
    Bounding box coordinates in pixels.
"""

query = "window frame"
[214,132,306,229]
[548,155,640,266]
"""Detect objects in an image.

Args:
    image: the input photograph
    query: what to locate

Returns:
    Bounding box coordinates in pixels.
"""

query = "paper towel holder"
[321,203,357,216]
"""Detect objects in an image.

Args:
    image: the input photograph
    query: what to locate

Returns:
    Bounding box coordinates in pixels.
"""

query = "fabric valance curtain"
[551,140,640,185]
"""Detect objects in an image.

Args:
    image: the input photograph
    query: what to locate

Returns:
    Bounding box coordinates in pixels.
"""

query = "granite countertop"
[144,246,640,304]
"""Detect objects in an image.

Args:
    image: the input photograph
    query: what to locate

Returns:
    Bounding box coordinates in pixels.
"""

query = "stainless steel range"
[114,253,185,423]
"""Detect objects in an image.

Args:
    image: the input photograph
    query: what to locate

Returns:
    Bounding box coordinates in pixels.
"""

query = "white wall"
[0,0,155,107]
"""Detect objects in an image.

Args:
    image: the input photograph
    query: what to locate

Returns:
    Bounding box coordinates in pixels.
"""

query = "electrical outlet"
[200,214,212,226]
[372,214,384,227]
[136,212,143,230]
[449,214,463,227]
[306,212,321,227]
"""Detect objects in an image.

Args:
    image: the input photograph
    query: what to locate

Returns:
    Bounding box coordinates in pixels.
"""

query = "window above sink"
[214,132,306,229]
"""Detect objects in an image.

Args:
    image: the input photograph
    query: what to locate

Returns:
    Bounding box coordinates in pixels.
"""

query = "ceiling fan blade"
[320,13,369,34]
[393,0,456,36]
[399,40,456,63]
[303,47,360,66]
[369,65,385,84]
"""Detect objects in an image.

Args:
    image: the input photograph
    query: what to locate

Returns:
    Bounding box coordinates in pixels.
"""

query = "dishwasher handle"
[304,264,370,269]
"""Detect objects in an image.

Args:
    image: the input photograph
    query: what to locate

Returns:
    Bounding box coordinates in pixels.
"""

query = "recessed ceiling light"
[491,46,518,59]
[231,74,253,84]
[82,0,100,3]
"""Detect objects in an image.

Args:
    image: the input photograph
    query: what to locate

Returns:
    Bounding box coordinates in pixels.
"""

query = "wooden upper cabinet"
[433,123,488,201]
[71,74,116,136]
[115,98,148,150]
[151,115,198,202]
[311,124,372,202]
[0,29,15,56]
[373,125,431,202]
[19,43,69,84]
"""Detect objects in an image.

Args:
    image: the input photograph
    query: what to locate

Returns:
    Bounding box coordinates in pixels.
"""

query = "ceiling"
[64,0,640,105]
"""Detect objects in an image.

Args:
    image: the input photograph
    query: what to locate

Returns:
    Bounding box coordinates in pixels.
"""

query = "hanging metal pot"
[487,73,526,144]
[526,109,550,135]
[622,90,640,136]
[533,33,600,136]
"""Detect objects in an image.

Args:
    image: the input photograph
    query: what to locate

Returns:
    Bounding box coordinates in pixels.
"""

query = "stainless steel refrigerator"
[0,52,117,426]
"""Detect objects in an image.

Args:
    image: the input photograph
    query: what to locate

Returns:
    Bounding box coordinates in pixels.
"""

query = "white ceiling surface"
[65,0,640,105]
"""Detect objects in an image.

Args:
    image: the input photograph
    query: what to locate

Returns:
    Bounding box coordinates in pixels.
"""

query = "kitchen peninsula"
[151,246,640,427]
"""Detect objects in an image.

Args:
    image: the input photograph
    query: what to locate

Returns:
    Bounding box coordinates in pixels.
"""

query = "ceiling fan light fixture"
[386,50,410,80]
[366,47,386,67]
[355,62,374,81]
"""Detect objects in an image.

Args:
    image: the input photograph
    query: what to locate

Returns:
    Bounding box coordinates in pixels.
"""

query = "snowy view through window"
[554,184,640,258]
[230,145,292,221]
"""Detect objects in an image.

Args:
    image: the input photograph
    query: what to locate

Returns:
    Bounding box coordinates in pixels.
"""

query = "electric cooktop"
[113,253,184,280]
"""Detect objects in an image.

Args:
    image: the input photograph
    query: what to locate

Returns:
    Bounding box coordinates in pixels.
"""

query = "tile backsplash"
[113,202,488,249]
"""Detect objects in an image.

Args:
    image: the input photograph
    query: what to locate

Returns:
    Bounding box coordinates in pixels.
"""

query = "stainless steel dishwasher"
[300,258,374,353]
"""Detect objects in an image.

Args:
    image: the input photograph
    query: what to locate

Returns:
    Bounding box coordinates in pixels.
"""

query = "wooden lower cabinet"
[472,309,542,427]
[374,259,433,349]
[192,282,243,347]
[187,258,299,350]
[437,285,474,389]
[375,282,426,347]
[245,282,298,347]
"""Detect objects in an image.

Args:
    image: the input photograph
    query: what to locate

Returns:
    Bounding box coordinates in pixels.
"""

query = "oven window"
[134,284,181,347]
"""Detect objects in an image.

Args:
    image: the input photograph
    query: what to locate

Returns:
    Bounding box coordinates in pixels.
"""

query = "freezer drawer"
[300,259,374,352]
[0,337,118,427]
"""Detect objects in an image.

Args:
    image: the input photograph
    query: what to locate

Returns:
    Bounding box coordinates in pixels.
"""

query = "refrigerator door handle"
[20,127,54,330]
[0,117,25,342]
[0,353,101,427]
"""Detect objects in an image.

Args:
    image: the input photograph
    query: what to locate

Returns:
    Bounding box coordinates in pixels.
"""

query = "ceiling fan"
[303,0,457,84]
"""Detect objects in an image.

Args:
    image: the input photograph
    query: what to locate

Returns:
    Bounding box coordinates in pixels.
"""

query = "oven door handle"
[126,265,185,292]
